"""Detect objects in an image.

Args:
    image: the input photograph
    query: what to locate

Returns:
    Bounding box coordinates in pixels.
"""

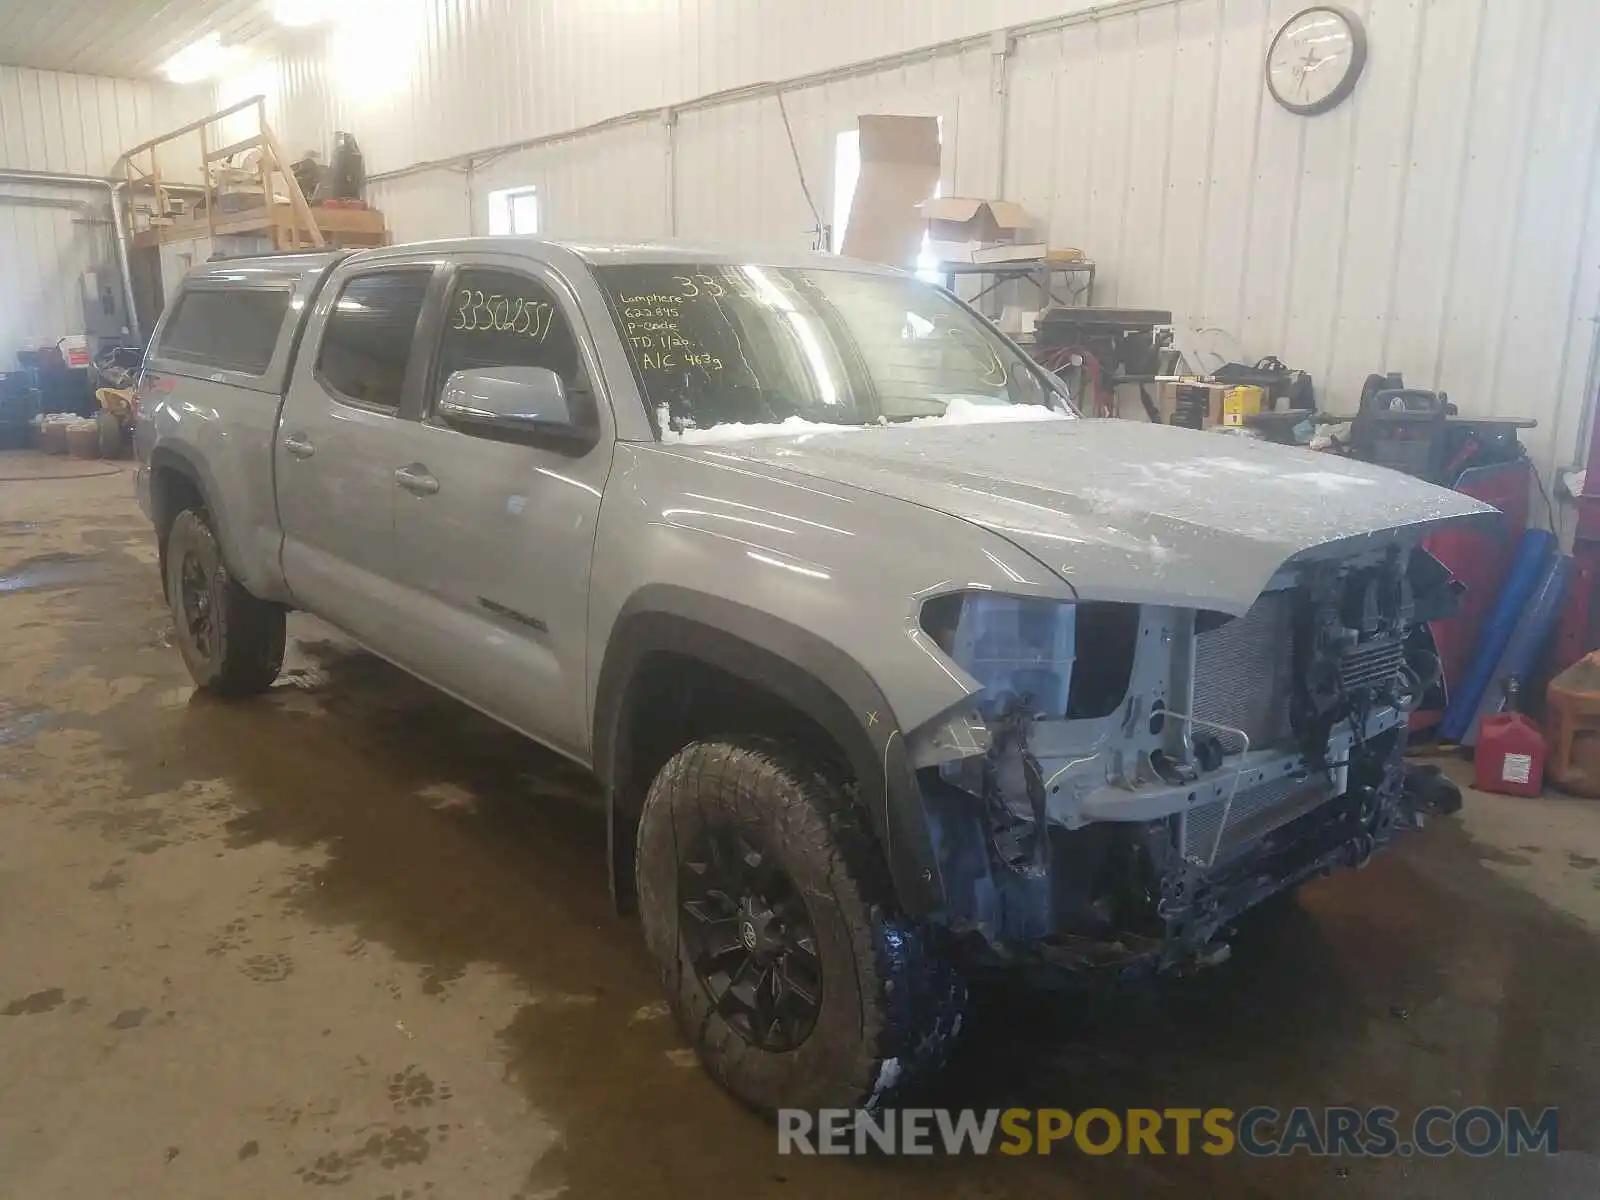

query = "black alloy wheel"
[679,827,823,1052]
[635,738,967,1113]
[179,549,216,659]
[162,508,285,695]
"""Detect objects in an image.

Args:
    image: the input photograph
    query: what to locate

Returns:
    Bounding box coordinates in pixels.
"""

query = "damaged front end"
[908,544,1460,976]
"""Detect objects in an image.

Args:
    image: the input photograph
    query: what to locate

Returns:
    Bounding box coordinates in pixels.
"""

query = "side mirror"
[439,366,576,434]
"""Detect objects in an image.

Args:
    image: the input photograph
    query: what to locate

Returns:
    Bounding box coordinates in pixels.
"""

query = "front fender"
[588,442,1075,737]
[594,590,944,915]
[587,442,1079,916]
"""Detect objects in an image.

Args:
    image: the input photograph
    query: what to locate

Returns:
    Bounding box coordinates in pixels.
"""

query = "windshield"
[592,263,1071,439]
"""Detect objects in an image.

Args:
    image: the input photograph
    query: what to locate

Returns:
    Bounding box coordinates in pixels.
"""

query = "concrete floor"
[3,451,1600,1198]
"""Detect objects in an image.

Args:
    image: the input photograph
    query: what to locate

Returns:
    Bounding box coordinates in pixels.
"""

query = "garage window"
[158,287,292,376]
[487,186,540,236]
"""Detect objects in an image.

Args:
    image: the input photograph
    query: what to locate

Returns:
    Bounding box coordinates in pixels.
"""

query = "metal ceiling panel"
[0,0,279,79]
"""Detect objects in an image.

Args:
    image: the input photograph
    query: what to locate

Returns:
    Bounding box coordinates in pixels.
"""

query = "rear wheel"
[635,737,965,1114]
[164,509,285,696]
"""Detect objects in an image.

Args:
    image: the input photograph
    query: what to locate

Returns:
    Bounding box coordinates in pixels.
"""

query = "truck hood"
[672,418,1499,614]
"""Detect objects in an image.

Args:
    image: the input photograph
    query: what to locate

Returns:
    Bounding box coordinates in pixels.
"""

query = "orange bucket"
[1547,652,1600,795]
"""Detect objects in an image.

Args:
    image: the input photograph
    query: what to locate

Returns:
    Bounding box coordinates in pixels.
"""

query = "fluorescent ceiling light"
[162,33,244,83]
[273,0,333,26]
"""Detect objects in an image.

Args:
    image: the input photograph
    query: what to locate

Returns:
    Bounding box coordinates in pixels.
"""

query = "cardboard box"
[839,115,942,267]
[1223,385,1265,427]
[1158,381,1228,429]
[933,242,1088,267]
[927,239,987,265]
[970,241,1050,264]
[919,197,1035,245]
[56,335,90,369]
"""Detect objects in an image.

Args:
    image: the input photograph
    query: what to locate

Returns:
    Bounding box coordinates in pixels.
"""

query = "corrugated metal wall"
[233,0,1600,474]
[233,0,1107,174]
[675,50,1002,248]
[1000,0,1600,475]
[0,65,211,356]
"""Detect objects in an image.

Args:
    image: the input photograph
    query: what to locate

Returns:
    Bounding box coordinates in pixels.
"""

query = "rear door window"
[316,270,432,411]
[158,288,291,376]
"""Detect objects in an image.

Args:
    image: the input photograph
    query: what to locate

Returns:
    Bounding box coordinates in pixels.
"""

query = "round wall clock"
[1266,5,1369,116]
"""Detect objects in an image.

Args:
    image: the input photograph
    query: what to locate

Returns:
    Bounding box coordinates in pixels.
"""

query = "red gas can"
[1475,712,1547,797]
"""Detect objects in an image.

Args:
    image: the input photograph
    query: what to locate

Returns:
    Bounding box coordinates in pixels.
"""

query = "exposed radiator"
[1340,637,1405,692]
[1192,591,1295,754]
[1182,773,1336,863]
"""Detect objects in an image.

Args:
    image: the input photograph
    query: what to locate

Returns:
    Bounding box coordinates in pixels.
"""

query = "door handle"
[394,465,440,496]
[282,433,315,459]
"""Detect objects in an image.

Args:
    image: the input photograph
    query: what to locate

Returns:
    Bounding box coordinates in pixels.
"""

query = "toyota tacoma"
[135,238,1492,1114]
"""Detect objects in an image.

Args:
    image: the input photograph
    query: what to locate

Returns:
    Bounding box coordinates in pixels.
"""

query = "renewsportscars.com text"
[777,1106,1560,1158]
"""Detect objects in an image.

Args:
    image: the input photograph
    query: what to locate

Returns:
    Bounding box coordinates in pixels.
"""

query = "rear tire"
[635,737,965,1114]
[164,509,285,696]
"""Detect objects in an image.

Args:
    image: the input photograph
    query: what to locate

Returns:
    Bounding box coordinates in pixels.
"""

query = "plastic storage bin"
[1548,652,1600,796]
[38,415,72,454]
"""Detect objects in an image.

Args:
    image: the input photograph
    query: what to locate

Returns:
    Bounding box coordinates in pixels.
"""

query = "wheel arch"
[148,445,210,600]
[147,442,268,598]
[593,587,944,919]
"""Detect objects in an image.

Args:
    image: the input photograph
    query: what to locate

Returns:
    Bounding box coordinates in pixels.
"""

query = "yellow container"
[1549,653,1600,796]
[1223,385,1265,427]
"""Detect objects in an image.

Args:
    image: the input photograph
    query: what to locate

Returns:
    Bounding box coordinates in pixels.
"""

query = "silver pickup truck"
[136,237,1491,1114]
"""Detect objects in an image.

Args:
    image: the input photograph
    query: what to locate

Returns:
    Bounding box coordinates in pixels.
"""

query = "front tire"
[164,509,285,696]
[635,738,965,1114]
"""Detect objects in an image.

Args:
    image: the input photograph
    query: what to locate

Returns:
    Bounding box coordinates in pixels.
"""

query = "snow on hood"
[660,396,1070,445]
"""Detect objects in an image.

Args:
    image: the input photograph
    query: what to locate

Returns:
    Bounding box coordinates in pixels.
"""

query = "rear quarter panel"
[137,257,337,602]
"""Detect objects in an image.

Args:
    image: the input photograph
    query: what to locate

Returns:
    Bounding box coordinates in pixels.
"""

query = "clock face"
[1267,6,1369,115]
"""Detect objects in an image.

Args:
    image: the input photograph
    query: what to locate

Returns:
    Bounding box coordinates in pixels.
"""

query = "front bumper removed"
[957,735,1458,980]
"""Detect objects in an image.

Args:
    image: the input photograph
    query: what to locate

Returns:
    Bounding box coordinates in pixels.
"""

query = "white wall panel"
[0,65,207,174]
[366,44,999,254]
[217,41,335,157]
[673,48,997,251]
[1433,0,1548,419]
[0,185,112,365]
[374,123,676,246]
[157,236,215,306]
[253,0,1112,177]
[248,0,1600,475]
[1317,0,1423,396]
[475,122,671,242]
[1275,0,1358,387]
[369,172,471,244]
[1001,0,1600,475]
[1495,0,1600,458]
[673,101,817,249]
[0,65,211,357]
